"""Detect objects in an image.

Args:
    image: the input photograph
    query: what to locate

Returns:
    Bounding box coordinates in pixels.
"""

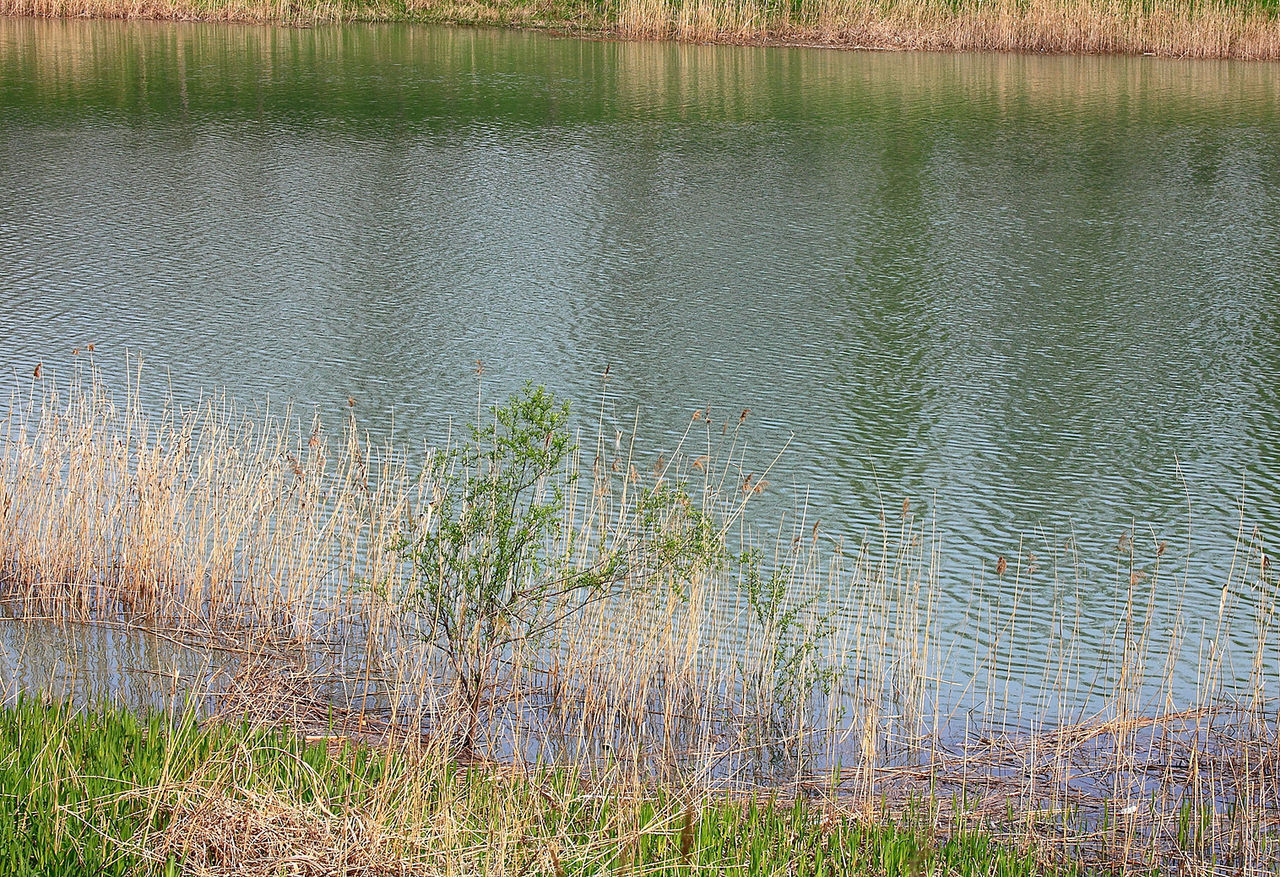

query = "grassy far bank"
[0,698,1071,877]
[1,0,1280,58]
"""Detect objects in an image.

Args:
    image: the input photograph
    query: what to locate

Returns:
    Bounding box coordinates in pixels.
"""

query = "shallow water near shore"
[2,17,1280,710]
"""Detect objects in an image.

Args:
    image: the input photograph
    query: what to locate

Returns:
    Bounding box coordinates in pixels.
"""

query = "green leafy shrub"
[393,384,622,753]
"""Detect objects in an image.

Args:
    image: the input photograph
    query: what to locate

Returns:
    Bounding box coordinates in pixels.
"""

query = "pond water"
[2,17,1279,710]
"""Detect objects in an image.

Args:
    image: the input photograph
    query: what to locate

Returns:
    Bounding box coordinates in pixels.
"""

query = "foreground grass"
[0,699,1071,877]
[2,0,1280,58]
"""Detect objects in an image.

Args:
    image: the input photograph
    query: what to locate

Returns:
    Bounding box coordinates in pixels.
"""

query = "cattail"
[679,800,696,862]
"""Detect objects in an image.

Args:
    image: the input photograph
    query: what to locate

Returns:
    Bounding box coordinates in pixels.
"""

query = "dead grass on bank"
[0,0,587,27]
[2,358,1280,872]
[1,0,1279,58]
[617,0,1280,59]
[2,0,343,25]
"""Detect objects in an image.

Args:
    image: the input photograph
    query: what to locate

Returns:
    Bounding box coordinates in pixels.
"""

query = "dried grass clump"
[0,359,409,640]
[156,791,392,877]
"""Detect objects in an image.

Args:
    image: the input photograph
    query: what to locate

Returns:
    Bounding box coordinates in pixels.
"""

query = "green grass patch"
[0,699,1079,876]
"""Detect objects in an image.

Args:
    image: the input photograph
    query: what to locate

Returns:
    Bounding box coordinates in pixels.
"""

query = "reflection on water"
[1,18,1279,700]
[0,615,225,710]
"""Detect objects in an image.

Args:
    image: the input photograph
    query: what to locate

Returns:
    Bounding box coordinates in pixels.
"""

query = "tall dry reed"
[617,0,1280,59]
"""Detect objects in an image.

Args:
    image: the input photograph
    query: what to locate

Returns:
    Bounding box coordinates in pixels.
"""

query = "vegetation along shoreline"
[3,360,1279,873]
[3,0,1280,60]
[1,697,1078,876]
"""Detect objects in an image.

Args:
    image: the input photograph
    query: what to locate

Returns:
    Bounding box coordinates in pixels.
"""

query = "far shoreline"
[3,0,1280,61]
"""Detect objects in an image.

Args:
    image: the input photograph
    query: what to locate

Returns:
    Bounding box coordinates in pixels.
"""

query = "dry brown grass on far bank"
[621,0,1280,59]
[2,0,1279,58]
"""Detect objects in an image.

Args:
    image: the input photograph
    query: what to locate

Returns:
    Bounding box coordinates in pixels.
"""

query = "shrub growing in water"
[392,384,622,754]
